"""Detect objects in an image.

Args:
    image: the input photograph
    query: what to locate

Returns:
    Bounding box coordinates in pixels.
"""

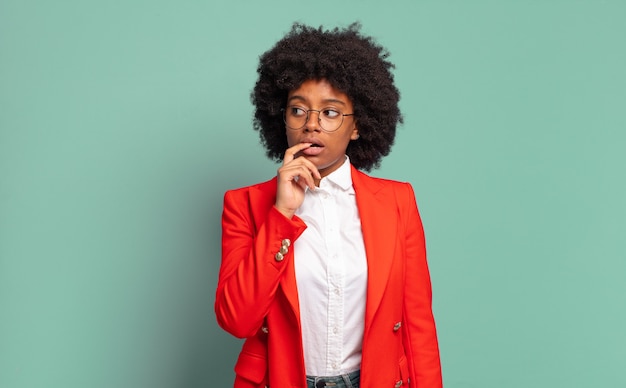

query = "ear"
[350,125,359,140]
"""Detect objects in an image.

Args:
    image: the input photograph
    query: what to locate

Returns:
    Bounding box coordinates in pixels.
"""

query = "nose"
[304,110,321,132]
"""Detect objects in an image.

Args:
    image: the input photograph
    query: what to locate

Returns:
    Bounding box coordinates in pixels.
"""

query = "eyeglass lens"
[284,107,345,132]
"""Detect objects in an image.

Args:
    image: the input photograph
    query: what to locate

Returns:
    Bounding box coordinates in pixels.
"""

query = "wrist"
[274,205,295,219]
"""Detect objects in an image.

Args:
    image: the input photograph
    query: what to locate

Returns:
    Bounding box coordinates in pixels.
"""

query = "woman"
[215,23,442,388]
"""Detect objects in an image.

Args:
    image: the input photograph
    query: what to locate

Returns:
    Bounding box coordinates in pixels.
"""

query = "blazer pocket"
[234,350,267,384]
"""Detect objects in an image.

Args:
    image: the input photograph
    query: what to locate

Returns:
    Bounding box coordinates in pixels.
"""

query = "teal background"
[1,0,625,387]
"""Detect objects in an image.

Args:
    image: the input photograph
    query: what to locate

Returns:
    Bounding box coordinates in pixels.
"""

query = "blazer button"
[394,380,403,387]
[393,321,402,332]
[279,245,289,255]
[261,326,269,334]
[282,238,291,247]
[275,252,284,262]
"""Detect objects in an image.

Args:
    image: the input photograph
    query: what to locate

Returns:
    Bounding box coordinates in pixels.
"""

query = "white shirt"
[294,157,368,376]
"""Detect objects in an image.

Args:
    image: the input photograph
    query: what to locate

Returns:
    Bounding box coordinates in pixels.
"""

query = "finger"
[283,143,312,164]
[296,175,311,191]
[283,151,321,179]
[280,164,316,189]
[297,157,321,180]
[295,166,316,190]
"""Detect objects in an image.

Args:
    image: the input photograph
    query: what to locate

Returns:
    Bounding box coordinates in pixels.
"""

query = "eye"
[322,108,340,119]
[288,106,306,117]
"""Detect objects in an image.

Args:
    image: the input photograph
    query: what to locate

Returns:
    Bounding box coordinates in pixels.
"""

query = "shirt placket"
[321,188,344,374]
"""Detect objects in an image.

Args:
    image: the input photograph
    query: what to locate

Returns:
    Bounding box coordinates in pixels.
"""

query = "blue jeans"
[306,369,360,388]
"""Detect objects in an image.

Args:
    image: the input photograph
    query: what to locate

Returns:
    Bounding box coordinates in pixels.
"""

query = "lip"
[301,146,324,156]
[301,138,324,147]
[299,138,324,156]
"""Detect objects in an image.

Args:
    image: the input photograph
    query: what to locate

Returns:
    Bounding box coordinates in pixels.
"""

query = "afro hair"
[251,22,402,171]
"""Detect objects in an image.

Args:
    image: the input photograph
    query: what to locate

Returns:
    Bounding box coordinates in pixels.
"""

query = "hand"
[275,143,321,218]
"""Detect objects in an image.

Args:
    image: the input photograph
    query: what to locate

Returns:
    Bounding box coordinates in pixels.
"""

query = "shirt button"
[333,326,338,334]
[334,288,340,295]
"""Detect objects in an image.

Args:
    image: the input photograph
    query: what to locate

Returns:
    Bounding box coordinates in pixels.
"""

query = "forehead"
[287,79,352,105]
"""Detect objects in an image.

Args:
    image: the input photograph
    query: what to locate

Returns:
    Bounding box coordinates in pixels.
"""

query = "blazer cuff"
[266,206,307,268]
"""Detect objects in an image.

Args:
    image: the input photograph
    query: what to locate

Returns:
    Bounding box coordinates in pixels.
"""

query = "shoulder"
[224,177,277,199]
[222,178,278,214]
[352,167,415,194]
[351,167,420,217]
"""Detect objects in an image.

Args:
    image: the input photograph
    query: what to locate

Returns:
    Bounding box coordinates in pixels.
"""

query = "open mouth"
[300,141,324,156]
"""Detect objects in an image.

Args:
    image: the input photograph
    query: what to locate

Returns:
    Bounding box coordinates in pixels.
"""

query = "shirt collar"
[319,155,353,192]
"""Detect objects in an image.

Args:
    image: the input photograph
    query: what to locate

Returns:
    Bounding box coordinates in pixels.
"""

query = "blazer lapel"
[248,179,301,322]
[351,166,399,333]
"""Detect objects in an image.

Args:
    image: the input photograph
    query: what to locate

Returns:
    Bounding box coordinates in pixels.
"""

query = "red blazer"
[215,165,442,388]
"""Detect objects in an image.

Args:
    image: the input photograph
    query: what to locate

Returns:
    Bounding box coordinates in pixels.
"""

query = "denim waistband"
[306,369,360,388]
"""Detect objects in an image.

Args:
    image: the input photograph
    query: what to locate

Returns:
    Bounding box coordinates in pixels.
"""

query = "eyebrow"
[287,95,347,106]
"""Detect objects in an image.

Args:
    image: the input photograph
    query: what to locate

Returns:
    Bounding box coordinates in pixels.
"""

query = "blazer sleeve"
[400,182,443,387]
[214,187,307,339]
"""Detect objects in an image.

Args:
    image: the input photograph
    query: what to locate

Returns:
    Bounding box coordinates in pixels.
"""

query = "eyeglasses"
[283,105,355,133]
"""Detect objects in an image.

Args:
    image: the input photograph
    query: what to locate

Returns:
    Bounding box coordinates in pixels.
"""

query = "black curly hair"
[251,22,402,171]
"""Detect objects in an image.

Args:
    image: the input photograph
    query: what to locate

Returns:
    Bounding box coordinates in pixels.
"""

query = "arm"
[214,189,306,338]
[215,143,318,339]
[401,183,443,387]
